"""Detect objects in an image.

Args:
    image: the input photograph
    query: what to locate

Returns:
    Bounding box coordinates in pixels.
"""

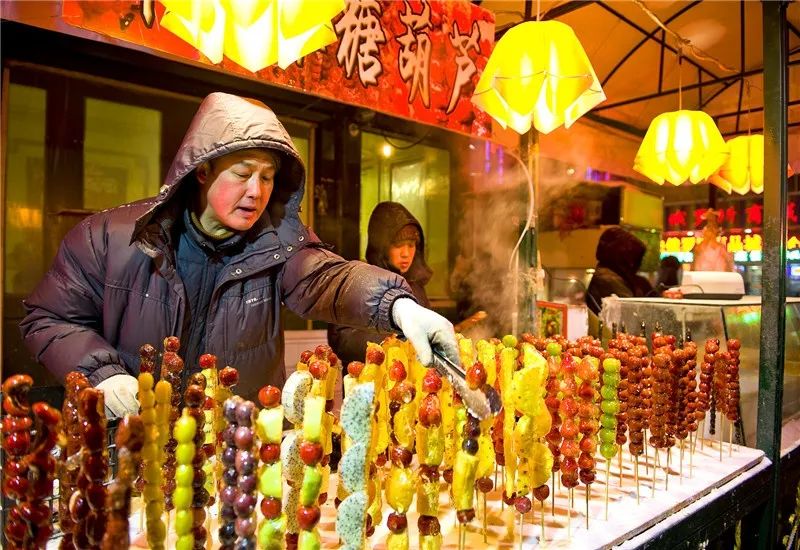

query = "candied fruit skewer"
[512,343,550,543]
[256,385,285,549]
[473,341,498,541]
[544,342,563,515]
[135,344,156,497]
[160,336,183,512]
[135,352,161,546]
[174,407,197,550]
[576,356,599,525]
[26,402,63,548]
[219,396,243,550]
[416,368,444,550]
[185,376,211,548]
[558,351,580,536]
[101,415,145,550]
[385,351,417,550]
[199,354,219,511]
[725,339,742,455]
[2,375,34,550]
[310,345,339,506]
[599,358,620,519]
[146,378,173,550]
[698,339,719,449]
[58,372,90,550]
[295,355,330,549]
[230,399,258,550]
[73,387,109,549]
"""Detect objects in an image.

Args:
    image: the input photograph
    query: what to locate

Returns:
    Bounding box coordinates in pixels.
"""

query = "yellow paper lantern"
[160,0,343,73]
[709,134,795,195]
[633,110,728,186]
[471,21,606,135]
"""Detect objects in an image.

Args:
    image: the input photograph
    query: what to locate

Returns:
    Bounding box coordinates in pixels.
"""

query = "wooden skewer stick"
[139,496,145,532]
[568,488,572,538]
[586,484,590,530]
[679,438,684,484]
[605,458,611,521]
[643,428,649,474]
[665,447,671,491]
[551,471,556,517]
[652,449,659,497]
[699,418,705,451]
[719,418,724,461]
[690,432,695,477]
[729,420,734,457]
[634,455,640,505]
[618,452,623,487]
[483,491,488,543]
[540,497,545,541]
[518,512,524,550]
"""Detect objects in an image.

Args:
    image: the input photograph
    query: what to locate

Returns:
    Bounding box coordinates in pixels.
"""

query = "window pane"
[5,84,46,296]
[360,132,450,298]
[83,98,161,210]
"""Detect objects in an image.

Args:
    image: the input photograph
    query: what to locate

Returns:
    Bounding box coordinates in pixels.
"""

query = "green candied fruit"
[600,442,618,459]
[602,372,620,388]
[176,534,194,550]
[173,486,192,511]
[258,516,286,549]
[598,428,617,443]
[456,407,468,421]
[502,334,518,348]
[600,413,617,429]
[175,442,194,465]
[173,414,196,443]
[175,464,193,487]
[602,359,621,373]
[300,466,323,506]
[175,509,193,536]
[299,529,321,550]
[546,342,562,357]
[600,385,617,401]
[600,400,620,415]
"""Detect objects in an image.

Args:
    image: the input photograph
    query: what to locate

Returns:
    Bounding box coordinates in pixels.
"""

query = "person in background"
[20,93,457,417]
[328,201,432,366]
[585,226,653,315]
[655,255,683,293]
[692,210,735,272]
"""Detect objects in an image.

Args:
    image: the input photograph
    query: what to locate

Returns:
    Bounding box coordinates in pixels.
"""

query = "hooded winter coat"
[327,202,432,366]
[585,227,653,314]
[20,93,414,402]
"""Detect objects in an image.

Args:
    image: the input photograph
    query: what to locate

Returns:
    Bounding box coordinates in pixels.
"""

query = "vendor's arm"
[281,244,413,332]
[19,217,129,387]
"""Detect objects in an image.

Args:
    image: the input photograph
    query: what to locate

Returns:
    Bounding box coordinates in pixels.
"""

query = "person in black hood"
[585,227,653,315]
[328,201,432,365]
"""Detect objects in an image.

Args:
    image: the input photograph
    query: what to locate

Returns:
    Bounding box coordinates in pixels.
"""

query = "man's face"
[197,149,278,232]
[388,240,416,274]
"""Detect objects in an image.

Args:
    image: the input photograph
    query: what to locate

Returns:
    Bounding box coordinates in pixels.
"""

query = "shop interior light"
[471,20,606,135]
[709,134,795,195]
[160,0,343,73]
[633,110,728,186]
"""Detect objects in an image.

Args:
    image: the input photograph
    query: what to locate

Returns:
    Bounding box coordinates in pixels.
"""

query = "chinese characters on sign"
[335,0,386,87]
[59,0,495,137]
[666,197,800,231]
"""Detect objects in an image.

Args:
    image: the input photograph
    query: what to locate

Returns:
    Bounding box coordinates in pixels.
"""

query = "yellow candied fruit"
[387,531,409,550]
[531,442,554,488]
[393,403,417,449]
[416,424,444,466]
[416,481,439,516]
[475,434,495,479]
[385,467,415,513]
[420,533,443,550]
[452,452,479,511]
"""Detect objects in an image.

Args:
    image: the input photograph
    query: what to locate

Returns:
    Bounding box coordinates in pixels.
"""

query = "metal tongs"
[430,349,502,421]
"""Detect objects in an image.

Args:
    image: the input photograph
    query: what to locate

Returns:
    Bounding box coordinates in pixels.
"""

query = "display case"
[599,296,800,449]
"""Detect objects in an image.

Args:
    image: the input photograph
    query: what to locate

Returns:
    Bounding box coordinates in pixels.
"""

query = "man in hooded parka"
[328,201,433,366]
[20,93,457,417]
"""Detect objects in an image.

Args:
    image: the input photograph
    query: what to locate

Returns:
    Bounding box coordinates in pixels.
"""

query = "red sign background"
[51,0,495,137]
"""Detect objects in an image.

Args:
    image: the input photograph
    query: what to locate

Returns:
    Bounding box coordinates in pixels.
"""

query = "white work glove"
[391,298,459,367]
[96,374,140,419]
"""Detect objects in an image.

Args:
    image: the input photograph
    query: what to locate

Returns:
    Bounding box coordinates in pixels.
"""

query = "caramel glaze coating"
[73,388,108,548]
[101,416,145,550]
[59,372,90,550]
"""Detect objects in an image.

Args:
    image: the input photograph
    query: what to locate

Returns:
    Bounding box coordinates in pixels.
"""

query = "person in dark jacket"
[20,93,457,417]
[585,227,653,315]
[327,202,432,366]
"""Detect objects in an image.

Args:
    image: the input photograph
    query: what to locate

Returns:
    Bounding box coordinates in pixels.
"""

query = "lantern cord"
[504,148,535,275]
[632,0,737,73]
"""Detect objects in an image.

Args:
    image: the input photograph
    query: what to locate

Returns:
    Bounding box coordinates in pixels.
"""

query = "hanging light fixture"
[160,0,344,73]
[471,20,606,135]
[634,49,728,186]
[709,135,765,194]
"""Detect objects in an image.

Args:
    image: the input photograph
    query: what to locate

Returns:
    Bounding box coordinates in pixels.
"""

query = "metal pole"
[519,129,539,335]
[747,2,789,548]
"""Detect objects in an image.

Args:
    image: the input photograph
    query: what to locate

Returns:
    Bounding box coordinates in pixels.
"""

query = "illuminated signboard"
[660,233,800,263]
